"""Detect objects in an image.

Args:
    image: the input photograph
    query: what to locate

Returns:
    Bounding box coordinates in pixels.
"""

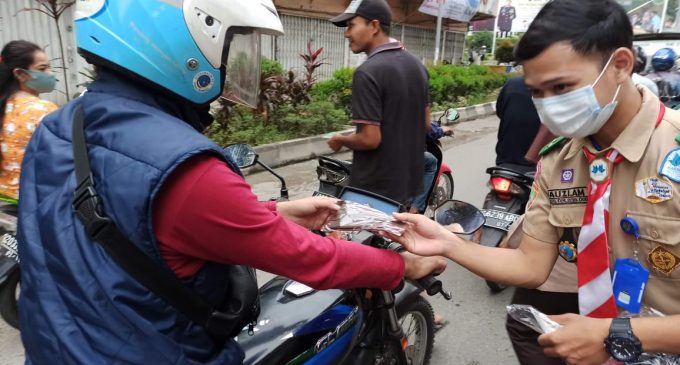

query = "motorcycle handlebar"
[415,275,452,300]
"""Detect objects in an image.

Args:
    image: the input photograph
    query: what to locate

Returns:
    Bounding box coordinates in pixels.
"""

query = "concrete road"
[0,114,522,365]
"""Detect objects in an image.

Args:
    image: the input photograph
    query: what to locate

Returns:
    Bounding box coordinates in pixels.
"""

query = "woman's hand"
[401,252,447,280]
[382,213,458,257]
[276,197,342,230]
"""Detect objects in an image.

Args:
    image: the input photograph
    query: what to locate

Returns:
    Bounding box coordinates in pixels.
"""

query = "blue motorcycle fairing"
[238,277,354,365]
[304,319,361,365]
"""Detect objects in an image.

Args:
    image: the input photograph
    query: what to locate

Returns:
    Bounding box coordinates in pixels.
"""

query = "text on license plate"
[481,210,520,230]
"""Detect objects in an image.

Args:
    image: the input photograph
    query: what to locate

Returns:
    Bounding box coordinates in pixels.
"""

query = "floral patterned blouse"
[0,93,57,200]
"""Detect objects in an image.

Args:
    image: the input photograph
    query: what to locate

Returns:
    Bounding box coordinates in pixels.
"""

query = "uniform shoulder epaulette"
[539,136,569,157]
[676,134,680,144]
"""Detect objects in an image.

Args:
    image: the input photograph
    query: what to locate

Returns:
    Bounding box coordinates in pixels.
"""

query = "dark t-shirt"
[349,43,428,205]
[495,76,541,167]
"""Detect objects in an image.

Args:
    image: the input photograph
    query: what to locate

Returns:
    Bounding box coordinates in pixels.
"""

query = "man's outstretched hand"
[381,212,458,257]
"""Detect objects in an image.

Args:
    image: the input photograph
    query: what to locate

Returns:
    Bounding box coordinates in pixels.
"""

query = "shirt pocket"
[548,206,585,228]
[547,206,585,245]
[626,211,680,281]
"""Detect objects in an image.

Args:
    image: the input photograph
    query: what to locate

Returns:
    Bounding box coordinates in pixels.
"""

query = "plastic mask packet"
[325,200,405,236]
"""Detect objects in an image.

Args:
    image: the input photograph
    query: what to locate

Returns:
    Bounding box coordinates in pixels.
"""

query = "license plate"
[481,210,520,231]
[0,233,19,263]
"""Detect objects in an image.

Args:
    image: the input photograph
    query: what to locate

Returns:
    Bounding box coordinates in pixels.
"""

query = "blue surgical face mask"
[21,69,57,94]
[532,55,621,139]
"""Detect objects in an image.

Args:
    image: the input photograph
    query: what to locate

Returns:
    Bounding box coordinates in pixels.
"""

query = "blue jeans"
[413,151,438,212]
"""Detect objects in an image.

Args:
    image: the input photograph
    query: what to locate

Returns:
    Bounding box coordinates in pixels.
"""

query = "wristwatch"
[604,317,643,363]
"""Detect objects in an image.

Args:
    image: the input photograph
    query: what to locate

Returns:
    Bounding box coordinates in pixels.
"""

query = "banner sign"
[418,0,480,22]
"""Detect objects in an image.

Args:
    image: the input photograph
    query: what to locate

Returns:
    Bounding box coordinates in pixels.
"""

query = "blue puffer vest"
[17,70,245,364]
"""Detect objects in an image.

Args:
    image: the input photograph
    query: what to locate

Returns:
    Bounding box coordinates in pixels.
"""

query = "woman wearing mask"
[0,40,57,202]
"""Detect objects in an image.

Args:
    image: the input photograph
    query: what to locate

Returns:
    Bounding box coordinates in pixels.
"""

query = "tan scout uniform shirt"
[506,216,577,293]
[523,86,680,315]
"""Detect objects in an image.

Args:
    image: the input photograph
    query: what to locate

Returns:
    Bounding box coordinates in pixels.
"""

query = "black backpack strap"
[70,106,236,338]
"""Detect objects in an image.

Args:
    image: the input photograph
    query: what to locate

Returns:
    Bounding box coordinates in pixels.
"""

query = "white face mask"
[532,55,621,138]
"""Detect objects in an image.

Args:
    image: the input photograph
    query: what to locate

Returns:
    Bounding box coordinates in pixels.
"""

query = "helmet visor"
[222,29,262,108]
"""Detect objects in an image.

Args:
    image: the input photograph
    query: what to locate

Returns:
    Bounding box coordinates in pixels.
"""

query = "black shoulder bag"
[70,106,259,339]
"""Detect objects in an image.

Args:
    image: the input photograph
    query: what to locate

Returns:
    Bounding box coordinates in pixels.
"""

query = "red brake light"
[491,177,512,193]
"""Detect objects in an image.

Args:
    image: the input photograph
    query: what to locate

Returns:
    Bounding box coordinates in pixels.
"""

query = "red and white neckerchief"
[577,104,665,318]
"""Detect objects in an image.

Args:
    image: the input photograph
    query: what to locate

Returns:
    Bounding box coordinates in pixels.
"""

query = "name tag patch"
[635,177,673,204]
[548,187,587,205]
[659,148,680,183]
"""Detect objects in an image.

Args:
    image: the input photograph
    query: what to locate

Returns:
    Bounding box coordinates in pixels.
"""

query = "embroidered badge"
[589,159,609,182]
[659,148,680,183]
[635,177,673,204]
[527,182,539,210]
[558,241,577,263]
[561,169,574,183]
[648,246,680,276]
[548,187,588,206]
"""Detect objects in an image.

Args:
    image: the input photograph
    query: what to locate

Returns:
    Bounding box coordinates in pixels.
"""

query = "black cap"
[330,0,392,27]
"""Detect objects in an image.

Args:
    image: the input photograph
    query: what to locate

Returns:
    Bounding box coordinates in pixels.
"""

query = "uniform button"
[651,230,660,239]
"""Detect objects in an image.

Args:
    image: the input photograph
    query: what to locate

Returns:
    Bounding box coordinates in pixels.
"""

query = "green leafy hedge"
[310,68,354,115]
[206,59,506,147]
[428,64,507,106]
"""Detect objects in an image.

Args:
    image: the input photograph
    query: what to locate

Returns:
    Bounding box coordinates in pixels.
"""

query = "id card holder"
[612,258,649,314]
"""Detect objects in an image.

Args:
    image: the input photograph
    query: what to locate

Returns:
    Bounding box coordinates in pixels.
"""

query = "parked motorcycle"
[316,109,458,217]
[0,203,19,328]
[475,165,534,293]
[225,143,486,365]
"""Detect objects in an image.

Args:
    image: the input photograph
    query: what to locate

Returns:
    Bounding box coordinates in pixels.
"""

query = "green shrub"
[495,38,518,64]
[310,67,354,114]
[282,100,349,136]
[427,64,507,109]
[261,57,284,78]
[208,60,507,146]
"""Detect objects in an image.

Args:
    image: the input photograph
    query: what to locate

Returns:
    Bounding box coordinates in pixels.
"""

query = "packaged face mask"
[325,200,405,236]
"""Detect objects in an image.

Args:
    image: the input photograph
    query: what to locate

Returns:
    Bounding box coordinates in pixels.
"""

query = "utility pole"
[434,0,445,64]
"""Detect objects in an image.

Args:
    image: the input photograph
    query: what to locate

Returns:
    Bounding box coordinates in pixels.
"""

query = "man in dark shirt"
[327,0,429,207]
[498,0,516,37]
[495,76,542,173]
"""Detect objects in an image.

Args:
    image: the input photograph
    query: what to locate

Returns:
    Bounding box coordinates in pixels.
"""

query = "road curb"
[245,102,496,174]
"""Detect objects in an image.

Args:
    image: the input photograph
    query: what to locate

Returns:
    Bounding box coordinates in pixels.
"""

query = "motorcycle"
[475,165,534,293]
[225,143,486,365]
[316,109,458,218]
[0,203,19,329]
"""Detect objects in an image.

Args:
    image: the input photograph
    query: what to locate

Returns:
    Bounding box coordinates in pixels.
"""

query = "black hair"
[363,18,391,36]
[515,0,632,64]
[0,40,42,122]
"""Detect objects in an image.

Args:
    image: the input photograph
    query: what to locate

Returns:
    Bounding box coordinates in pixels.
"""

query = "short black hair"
[515,0,632,64]
[363,18,391,36]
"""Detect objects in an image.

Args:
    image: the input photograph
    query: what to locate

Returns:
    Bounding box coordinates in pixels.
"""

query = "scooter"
[475,166,534,293]
[0,203,19,329]
[316,109,458,218]
[225,143,486,365]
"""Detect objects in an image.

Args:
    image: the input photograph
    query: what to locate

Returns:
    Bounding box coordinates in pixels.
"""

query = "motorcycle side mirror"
[434,200,485,235]
[224,143,258,169]
[446,108,460,123]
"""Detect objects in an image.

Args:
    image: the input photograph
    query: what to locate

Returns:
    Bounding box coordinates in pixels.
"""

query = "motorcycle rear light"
[488,177,523,197]
[490,177,512,193]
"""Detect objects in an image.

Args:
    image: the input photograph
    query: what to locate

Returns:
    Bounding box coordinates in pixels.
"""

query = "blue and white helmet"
[74,0,284,105]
